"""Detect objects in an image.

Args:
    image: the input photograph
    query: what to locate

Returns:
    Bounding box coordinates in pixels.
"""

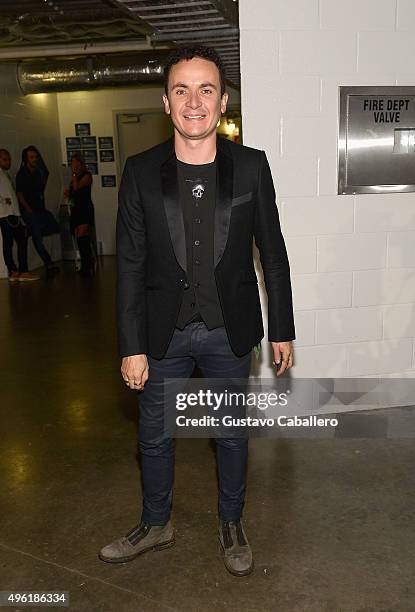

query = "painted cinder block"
[317,233,387,272]
[283,197,353,236]
[353,270,415,306]
[292,272,352,310]
[316,307,382,344]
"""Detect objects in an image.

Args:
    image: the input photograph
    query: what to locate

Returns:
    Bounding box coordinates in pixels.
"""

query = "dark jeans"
[20,209,55,266]
[138,322,252,525]
[0,216,28,274]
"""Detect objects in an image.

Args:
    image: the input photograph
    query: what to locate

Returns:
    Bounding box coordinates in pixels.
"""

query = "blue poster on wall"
[75,123,91,137]
[81,136,97,149]
[101,175,117,187]
[99,137,114,150]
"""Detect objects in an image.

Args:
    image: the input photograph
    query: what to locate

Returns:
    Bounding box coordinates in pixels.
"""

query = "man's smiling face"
[163,57,228,142]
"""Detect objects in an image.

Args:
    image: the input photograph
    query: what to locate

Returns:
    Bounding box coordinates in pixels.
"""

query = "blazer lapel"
[160,140,187,273]
[214,136,233,268]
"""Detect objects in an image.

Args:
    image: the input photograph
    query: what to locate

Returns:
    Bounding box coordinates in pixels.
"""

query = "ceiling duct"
[112,0,240,86]
[17,50,171,94]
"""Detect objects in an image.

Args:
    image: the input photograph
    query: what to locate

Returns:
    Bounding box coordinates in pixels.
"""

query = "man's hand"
[271,341,293,377]
[121,354,149,390]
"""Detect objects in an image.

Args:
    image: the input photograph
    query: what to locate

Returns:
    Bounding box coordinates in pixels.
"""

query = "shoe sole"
[18,278,40,282]
[223,559,254,577]
[98,537,175,564]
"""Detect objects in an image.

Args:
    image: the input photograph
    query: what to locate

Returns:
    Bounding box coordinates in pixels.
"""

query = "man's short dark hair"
[0,148,10,156]
[163,45,226,97]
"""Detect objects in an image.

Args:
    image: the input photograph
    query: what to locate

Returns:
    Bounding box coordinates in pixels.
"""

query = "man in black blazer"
[99,46,295,577]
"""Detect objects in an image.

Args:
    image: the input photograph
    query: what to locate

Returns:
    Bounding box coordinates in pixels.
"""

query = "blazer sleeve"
[254,150,295,343]
[116,157,148,357]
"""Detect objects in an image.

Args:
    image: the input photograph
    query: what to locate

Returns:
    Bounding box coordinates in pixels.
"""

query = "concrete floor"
[0,257,414,612]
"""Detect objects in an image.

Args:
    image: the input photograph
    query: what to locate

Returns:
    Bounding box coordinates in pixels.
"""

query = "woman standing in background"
[65,154,95,277]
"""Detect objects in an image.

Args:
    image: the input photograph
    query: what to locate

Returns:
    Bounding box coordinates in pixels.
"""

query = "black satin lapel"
[214,145,233,267]
[161,155,187,273]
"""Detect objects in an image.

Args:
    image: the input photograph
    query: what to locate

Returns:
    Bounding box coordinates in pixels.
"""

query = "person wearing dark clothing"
[0,149,39,281]
[99,46,295,577]
[66,154,95,277]
[16,146,59,276]
[30,146,49,186]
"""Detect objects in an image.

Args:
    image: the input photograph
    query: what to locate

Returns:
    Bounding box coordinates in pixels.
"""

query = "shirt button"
[194,282,200,288]
[195,259,200,265]
[194,240,200,246]
[194,218,201,223]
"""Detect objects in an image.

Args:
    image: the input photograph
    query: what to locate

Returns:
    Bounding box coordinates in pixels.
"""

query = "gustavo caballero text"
[176,415,338,428]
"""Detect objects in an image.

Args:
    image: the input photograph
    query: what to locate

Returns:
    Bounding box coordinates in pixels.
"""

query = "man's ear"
[162,94,170,115]
[220,91,229,114]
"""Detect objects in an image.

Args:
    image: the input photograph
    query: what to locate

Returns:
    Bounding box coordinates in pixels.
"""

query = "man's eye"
[202,89,212,94]
[176,89,186,95]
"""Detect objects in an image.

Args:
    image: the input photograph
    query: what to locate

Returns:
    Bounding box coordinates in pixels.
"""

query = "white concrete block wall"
[240,0,415,376]
[0,65,62,277]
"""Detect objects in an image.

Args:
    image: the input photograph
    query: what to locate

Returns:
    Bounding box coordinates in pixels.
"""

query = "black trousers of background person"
[137,321,252,525]
[0,216,28,274]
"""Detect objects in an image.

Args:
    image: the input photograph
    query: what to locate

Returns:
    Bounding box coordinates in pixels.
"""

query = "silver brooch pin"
[192,183,205,199]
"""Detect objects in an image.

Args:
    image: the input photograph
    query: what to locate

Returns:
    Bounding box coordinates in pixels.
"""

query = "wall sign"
[82,149,98,162]
[99,137,114,150]
[338,86,415,194]
[81,136,97,149]
[101,175,117,187]
[66,137,81,150]
[100,149,115,162]
[75,123,91,136]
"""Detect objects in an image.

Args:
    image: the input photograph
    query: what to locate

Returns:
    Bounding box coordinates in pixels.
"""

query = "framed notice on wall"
[66,137,81,150]
[75,123,91,137]
[101,175,117,187]
[81,149,98,162]
[99,137,114,150]
[100,149,115,162]
[81,136,97,149]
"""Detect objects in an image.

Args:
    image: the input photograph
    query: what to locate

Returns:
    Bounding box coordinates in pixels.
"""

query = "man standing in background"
[16,146,59,277]
[0,149,39,282]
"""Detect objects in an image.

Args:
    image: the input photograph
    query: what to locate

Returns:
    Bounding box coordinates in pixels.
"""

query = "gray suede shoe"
[218,519,254,576]
[99,521,175,563]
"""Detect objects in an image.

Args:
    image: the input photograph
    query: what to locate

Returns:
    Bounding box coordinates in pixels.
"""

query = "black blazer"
[116,135,295,359]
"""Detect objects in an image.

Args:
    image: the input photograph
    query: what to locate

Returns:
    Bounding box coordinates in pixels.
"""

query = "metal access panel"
[338,86,415,194]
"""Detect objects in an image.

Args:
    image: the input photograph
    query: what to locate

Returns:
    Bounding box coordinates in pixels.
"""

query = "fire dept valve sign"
[338,86,415,194]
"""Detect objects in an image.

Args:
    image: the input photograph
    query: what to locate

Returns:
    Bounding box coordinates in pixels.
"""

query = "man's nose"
[186,90,202,108]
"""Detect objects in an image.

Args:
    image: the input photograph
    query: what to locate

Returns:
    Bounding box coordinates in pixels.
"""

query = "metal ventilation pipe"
[17,51,171,94]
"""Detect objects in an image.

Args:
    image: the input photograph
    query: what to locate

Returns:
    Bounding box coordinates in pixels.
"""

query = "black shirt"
[175,158,225,329]
[16,165,45,212]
